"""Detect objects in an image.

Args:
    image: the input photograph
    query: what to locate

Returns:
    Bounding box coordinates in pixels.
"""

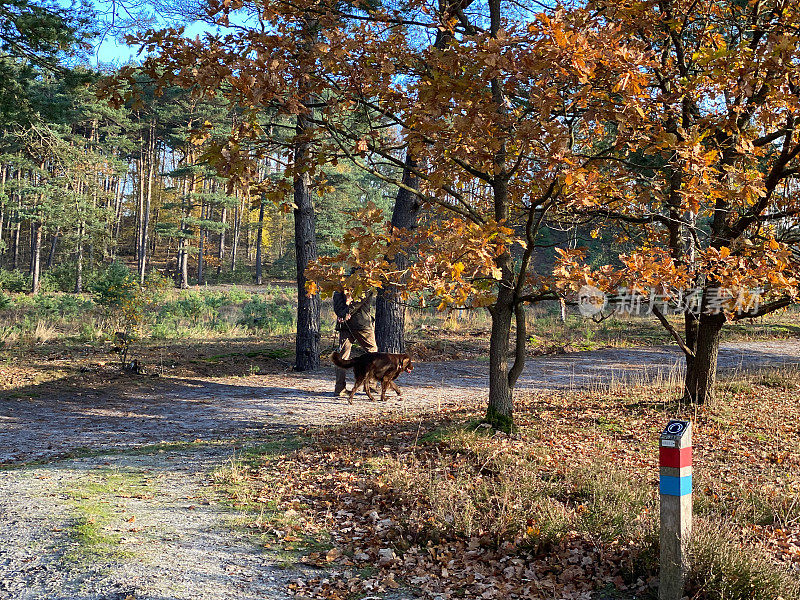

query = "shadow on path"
[2,340,800,464]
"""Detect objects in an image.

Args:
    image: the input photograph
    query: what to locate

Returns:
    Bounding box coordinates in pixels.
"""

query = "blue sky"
[84,0,225,68]
[91,20,214,67]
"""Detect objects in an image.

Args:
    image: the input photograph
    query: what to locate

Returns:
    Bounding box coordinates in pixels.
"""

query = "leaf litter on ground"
[232,375,800,600]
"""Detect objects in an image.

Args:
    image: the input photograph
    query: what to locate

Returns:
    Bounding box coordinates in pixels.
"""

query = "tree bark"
[292,18,321,372]
[682,310,698,394]
[0,165,6,262]
[75,221,84,293]
[176,178,190,289]
[375,154,420,352]
[113,175,124,253]
[293,163,321,371]
[197,201,206,285]
[217,205,226,276]
[487,282,515,431]
[684,305,724,404]
[28,221,36,276]
[180,241,189,289]
[30,221,42,294]
[245,201,253,263]
[255,199,264,285]
[46,229,59,269]
[139,121,155,285]
[12,169,20,270]
[11,213,20,270]
[292,129,320,370]
[135,153,144,262]
[231,190,244,272]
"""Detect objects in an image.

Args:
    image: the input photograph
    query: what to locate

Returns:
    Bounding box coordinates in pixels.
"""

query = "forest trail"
[1,339,799,599]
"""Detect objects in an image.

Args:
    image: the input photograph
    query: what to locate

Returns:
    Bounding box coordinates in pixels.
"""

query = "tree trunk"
[197,201,206,285]
[484,0,516,430]
[12,169,21,270]
[375,154,420,353]
[293,99,321,372]
[30,221,42,294]
[176,180,190,289]
[176,238,184,286]
[0,165,6,262]
[684,308,724,404]
[46,230,59,269]
[180,243,189,289]
[231,191,243,272]
[113,175,124,253]
[217,206,226,276]
[29,221,36,276]
[245,202,252,263]
[486,283,515,431]
[255,200,264,285]
[11,214,20,270]
[135,155,144,261]
[139,155,153,284]
[75,221,84,293]
[682,310,698,395]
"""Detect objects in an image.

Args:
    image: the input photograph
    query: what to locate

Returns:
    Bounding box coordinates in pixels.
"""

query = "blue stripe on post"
[659,474,692,496]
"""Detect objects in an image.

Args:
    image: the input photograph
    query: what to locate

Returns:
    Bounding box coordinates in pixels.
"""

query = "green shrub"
[224,286,252,304]
[268,253,296,278]
[203,266,257,285]
[143,270,171,303]
[0,292,12,310]
[91,262,153,337]
[0,269,31,293]
[25,294,94,319]
[38,261,102,293]
[76,321,102,342]
[240,295,294,333]
[91,262,139,309]
[174,293,206,322]
[150,321,176,340]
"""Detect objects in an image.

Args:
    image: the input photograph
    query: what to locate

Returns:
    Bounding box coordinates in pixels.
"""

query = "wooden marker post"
[659,419,692,600]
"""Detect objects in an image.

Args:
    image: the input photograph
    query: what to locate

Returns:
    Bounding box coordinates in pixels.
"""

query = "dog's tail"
[331,352,353,369]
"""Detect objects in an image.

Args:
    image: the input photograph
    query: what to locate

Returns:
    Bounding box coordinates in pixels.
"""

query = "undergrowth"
[217,368,800,600]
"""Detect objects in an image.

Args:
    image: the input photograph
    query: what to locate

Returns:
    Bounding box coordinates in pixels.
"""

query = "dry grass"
[383,433,657,553]
[227,365,800,599]
[32,320,58,344]
[688,519,800,600]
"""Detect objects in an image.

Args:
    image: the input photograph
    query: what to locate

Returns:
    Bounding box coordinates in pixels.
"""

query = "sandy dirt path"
[3,340,800,464]
[1,340,799,599]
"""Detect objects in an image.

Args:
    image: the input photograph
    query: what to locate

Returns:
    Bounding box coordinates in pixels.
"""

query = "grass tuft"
[688,519,800,600]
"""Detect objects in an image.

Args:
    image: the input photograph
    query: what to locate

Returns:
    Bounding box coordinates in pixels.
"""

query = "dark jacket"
[333,290,374,332]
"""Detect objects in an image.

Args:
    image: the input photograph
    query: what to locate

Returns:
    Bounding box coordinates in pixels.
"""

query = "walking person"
[333,288,377,397]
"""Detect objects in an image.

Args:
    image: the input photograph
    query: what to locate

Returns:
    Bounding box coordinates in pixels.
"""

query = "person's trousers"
[335,326,378,392]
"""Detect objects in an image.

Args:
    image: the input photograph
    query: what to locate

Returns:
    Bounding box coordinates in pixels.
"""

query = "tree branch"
[508,301,526,389]
[652,305,695,358]
[731,296,794,320]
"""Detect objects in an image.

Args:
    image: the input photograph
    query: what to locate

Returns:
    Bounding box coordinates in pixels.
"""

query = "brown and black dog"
[331,352,414,404]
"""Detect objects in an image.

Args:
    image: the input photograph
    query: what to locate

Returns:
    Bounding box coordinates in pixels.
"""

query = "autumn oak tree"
[556,0,800,404]
[294,2,648,428]
[108,0,653,428]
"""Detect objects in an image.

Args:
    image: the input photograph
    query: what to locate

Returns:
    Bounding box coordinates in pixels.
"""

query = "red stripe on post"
[660,446,692,468]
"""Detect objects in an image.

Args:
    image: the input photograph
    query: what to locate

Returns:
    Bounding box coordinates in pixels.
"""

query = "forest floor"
[1,339,800,599]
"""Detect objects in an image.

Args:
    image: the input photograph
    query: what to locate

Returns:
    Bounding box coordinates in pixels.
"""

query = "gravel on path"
[2,340,799,599]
